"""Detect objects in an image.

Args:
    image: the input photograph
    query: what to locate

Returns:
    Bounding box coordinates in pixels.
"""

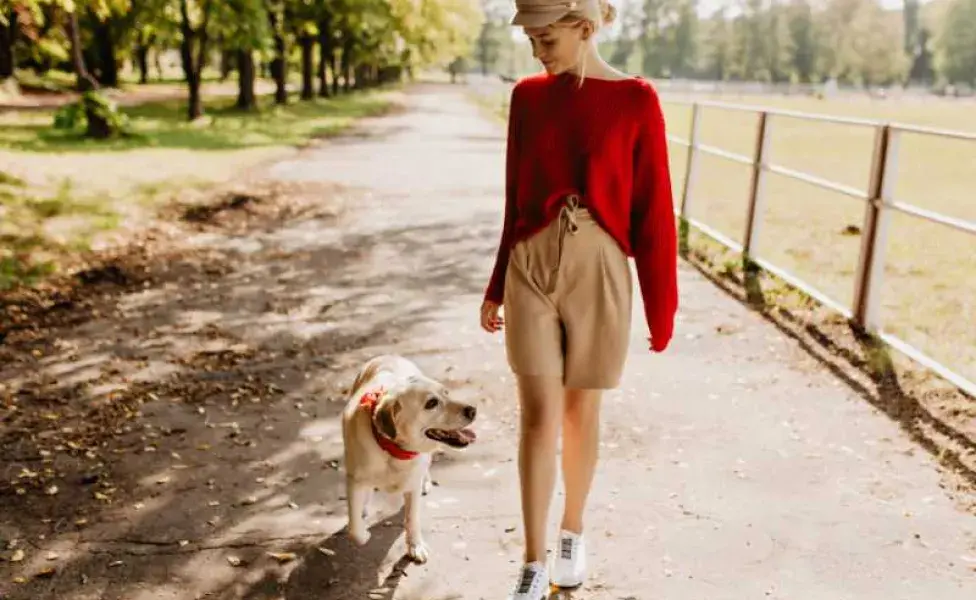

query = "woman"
[479,0,679,597]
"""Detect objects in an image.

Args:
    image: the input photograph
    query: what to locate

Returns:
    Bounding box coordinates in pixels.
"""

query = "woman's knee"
[517,375,563,437]
[564,389,602,430]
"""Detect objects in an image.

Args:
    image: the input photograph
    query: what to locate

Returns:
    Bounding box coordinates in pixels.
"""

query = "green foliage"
[0,255,57,291]
[595,0,974,87]
[52,91,130,136]
[937,0,976,85]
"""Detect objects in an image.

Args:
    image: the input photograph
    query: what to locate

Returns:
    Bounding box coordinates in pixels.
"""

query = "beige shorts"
[503,195,633,390]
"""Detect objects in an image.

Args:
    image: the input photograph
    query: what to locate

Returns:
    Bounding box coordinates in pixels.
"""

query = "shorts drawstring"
[544,193,581,295]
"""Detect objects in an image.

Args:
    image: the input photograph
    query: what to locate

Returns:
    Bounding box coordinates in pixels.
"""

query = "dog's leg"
[421,465,432,496]
[404,484,429,563]
[362,486,374,520]
[346,476,371,546]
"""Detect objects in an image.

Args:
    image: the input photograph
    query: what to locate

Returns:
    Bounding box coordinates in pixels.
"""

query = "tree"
[787,0,818,83]
[1,4,17,80]
[936,0,976,85]
[607,0,643,71]
[818,0,907,86]
[700,6,732,81]
[667,0,698,78]
[178,0,214,120]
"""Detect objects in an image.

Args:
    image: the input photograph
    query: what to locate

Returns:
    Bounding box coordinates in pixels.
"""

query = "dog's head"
[372,374,477,453]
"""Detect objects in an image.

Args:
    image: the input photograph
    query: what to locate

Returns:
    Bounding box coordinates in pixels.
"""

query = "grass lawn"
[0,87,398,289]
[659,93,976,388]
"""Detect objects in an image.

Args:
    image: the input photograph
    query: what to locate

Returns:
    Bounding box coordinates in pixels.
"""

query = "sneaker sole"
[550,578,583,591]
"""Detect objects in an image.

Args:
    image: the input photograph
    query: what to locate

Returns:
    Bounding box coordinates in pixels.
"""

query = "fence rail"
[663,99,976,398]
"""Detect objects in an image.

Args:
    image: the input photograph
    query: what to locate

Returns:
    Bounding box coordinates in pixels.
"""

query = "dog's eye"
[424,397,440,410]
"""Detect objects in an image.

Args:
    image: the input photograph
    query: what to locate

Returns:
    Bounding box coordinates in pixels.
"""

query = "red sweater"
[484,71,679,352]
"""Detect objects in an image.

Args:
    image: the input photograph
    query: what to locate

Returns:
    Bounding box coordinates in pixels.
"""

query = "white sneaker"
[508,561,550,600]
[551,529,586,588]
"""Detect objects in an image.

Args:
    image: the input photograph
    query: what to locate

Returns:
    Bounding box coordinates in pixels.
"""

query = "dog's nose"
[463,405,477,421]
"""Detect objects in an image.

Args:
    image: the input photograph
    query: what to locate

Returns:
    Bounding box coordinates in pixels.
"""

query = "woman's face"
[524,23,587,75]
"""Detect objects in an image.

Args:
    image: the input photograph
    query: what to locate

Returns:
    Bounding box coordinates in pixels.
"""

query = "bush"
[52,91,130,138]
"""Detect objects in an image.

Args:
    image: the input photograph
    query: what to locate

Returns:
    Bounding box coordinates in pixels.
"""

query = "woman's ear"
[580,21,594,40]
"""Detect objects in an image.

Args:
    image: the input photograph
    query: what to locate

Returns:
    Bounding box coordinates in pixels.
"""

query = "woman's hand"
[480,300,504,333]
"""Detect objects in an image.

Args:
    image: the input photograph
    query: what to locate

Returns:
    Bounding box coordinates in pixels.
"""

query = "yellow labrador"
[341,354,477,563]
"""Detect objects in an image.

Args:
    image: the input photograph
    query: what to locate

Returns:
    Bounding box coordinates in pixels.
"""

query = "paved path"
[265,83,976,599]
[4,83,973,600]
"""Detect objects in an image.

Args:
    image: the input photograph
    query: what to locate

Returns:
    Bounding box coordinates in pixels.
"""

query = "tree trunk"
[317,16,332,97]
[179,0,205,120]
[220,48,233,81]
[268,9,287,104]
[93,18,118,87]
[341,39,352,92]
[236,49,256,110]
[154,49,164,81]
[300,34,314,100]
[67,11,98,92]
[67,11,112,138]
[0,9,15,80]
[136,43,150,84]
[330,49,339,96]
[354,64,369,89]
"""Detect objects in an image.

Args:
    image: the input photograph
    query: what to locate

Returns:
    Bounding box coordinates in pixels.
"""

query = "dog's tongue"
[427,427,477,447]
[457,428,477,444]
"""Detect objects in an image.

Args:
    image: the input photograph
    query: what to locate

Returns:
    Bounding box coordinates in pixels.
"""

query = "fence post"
[679,104,701,256]
[680,104,701,219]
[852,125,899,332]
[743,112,772,260]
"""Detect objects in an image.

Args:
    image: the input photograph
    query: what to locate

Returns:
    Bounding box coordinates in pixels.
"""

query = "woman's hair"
[558,0,616,31]
[553,0,617,84]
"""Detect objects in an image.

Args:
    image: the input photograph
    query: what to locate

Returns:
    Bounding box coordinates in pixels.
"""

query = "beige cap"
[511,0,581,28]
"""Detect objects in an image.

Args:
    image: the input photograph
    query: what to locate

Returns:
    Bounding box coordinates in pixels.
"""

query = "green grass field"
[659,93,976,387]
[0,90,393,153]
[0,88,396,289]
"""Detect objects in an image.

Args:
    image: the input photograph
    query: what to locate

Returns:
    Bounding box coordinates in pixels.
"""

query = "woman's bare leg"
[516,374,564,563]
[560,388,602,534]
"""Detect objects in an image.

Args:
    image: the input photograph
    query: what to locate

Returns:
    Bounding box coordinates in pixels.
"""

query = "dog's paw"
[348,526,371,546]
[407,540,429,564]
[421,476,432,496]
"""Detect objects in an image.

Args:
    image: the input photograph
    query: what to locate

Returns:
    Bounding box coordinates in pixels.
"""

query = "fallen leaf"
[317,547,335,556]
[179,540,190,547]
[11,549,25,562]
[267,551,297,563]
[13,576,27,584]
[227,556,243,567]
[156,475,171,485]
[34,567,58,579]
[108,560,124,568]
[46,552,59,560]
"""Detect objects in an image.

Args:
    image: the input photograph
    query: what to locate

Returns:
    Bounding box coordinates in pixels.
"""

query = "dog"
[341,354,478,563]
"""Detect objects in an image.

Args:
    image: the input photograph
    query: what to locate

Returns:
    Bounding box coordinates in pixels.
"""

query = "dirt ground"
[1,83,975,600]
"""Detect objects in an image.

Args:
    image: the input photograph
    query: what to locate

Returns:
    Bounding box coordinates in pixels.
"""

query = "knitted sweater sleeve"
[484,84,521,305]
[630,82,679,352]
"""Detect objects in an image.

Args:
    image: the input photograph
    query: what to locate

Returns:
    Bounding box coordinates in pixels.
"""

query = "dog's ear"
[373,397,401,440]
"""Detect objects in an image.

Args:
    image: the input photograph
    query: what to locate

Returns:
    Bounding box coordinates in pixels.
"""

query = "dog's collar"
[359,387,419,461]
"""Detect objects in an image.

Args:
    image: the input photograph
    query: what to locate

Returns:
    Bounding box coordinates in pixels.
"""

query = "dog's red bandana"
[359,387,418,461]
